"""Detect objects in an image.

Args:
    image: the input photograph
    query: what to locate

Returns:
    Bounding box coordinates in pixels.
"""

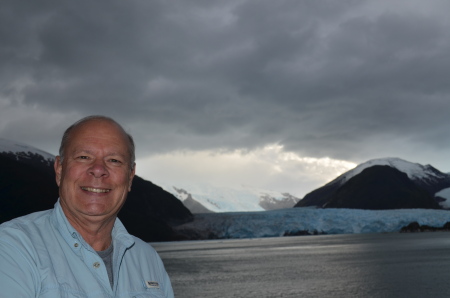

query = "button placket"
[71,232,81,250]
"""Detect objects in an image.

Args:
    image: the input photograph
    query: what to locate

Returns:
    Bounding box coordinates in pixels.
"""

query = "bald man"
[0,116,174,297]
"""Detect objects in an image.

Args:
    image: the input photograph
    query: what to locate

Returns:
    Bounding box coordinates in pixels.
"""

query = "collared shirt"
[0,200,174,297]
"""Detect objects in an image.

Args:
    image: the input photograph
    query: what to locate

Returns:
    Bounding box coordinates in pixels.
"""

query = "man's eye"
[110,159,122,163]
[78,156,89,160]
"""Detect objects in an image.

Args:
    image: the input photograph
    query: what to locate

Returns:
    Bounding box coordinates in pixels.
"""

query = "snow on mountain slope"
[337,157,443,185]
[295,157,450,209]
[0,138,55,160]
[436,188,450,208]
[175,207,450,239]
[159,182,299,213]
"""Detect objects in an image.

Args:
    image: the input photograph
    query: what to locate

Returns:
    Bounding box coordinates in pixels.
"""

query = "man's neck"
[61,206,115,251]
[79,227,113,251]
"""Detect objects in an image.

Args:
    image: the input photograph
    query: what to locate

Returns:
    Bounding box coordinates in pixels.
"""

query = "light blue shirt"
[0,200,174,297]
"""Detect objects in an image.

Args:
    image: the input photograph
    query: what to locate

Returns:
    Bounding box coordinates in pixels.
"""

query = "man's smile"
[80,187,111,193]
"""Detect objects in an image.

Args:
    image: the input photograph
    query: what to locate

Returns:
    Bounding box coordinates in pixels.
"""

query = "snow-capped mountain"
[0,139,60,223]
[333,157,450,193]
[0,138,55,162]
[295,157,450,209]
[158,182,300,213]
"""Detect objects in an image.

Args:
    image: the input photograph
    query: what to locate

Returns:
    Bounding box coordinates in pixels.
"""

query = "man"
[0,116,174,297]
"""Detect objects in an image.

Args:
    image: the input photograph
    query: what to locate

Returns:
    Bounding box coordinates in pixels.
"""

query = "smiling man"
[0,116,174,297]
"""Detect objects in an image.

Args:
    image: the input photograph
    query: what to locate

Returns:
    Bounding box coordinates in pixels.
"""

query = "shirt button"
[93,262,101,269]
[74,243,79,248]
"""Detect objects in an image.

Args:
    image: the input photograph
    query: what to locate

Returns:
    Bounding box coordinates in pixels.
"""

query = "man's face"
[54,120,135,223]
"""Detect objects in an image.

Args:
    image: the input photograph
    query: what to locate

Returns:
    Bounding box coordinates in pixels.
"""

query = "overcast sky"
[2,0,450,197]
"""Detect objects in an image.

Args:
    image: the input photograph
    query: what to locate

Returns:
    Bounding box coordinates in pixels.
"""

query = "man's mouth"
[81,187,111,193]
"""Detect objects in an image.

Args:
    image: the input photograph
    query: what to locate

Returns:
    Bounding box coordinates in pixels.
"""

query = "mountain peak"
[324,165,438,209]
[0,138,55,161]
[295,157,450,209]
[336,157,443,186]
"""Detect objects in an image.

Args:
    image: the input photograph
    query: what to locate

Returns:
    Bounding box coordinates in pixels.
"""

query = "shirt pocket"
[131,288,167,298]
[39,287,91,298]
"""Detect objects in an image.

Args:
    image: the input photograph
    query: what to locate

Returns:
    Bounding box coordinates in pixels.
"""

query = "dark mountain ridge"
[323,166,439,209]
[295,158,450,210]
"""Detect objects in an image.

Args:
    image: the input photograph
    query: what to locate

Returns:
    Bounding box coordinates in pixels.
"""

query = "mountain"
[295,158,450,210]
[171,187,214,213]
[159,182,300,213]
[259,192,300,210]
[0,152,59,223]
[0,138,193,241]
[323,166,439,209]
[435,188,450,208]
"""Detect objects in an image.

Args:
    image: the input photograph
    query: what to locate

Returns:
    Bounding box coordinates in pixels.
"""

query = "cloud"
[137,144,356,197]
[2,0,450,192]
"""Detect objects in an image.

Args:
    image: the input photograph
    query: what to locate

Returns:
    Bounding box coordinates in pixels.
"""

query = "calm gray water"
[152,233,450,298]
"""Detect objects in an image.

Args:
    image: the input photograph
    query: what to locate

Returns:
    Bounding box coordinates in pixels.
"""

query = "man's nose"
[88,161,109,178]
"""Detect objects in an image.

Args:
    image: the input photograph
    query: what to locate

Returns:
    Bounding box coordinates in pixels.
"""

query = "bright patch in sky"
[136,144,356,198]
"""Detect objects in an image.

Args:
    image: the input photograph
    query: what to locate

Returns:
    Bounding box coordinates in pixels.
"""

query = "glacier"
[158,181,300,212]
[175,207,450,239]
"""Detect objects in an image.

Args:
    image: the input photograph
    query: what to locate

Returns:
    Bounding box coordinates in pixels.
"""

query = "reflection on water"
[152,233,450,298]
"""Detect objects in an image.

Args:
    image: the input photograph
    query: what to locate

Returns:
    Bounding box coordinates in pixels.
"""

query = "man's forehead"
[67,121,125,144]
[70,121,128,142]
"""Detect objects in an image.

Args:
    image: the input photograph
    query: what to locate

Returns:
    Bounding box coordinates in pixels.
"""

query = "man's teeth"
[81,187,111,193]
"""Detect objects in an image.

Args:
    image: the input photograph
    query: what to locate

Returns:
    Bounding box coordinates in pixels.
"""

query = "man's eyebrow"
[105,153,127,159]
[73,149,127,158]
[72,149,94,155]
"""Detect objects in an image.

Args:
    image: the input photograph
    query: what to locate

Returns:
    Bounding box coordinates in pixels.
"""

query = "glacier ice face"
[175,208,450,239]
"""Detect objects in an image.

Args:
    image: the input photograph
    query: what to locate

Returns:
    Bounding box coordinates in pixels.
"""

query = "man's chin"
[77,202,116,217]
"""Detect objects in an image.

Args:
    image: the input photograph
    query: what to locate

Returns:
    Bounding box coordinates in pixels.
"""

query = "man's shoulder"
[129,235,159,255]
[123,235,170,280]
[113,218,159,256]
[0,209,53,237]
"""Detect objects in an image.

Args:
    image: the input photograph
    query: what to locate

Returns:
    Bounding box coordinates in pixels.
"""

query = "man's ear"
[128,163,136,192]
[54,156,62,187]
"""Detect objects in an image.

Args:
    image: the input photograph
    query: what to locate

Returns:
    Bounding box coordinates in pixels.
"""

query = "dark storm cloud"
[2,0,450,166]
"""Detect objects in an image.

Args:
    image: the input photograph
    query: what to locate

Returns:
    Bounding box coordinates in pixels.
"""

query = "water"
[152,233,450,297]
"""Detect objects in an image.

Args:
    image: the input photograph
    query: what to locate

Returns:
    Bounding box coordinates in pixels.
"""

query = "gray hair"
[59,115,135,169]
